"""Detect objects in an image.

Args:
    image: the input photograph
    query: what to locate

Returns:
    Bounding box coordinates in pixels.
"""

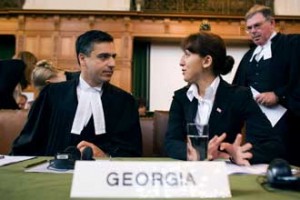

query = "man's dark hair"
[75,30,114,64]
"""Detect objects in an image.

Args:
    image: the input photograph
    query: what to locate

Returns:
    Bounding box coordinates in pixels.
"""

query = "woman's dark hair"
[181,31,234,76]
[15,51,37,89]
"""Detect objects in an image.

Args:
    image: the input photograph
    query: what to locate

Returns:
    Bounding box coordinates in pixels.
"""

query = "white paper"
[25,162,73,174]
[0,155,35,166]
[250,87,287,127]
[226,162,268,175]
[25,160,110,174]
[24,159,269,176]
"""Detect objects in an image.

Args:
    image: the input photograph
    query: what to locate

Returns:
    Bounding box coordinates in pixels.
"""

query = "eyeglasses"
[245,20,269,33]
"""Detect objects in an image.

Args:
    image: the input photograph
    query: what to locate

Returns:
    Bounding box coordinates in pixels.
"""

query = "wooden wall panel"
[0,18,18,32]
[39,36,54,58]
[57,59,79,71]
[23,35,39,55]
[211,21,244,37]
[59,18,90,32]
[278,21,300,34]
[132,20,165,36]
[24,17,55,31]
[93,19,127,32]
[59,35,76,58]
[114,38,122,59]
[167,21,200,35]
[22,32,55,59]
[0,10,300,93]
[121,34,132,59]
[110,69,122,89]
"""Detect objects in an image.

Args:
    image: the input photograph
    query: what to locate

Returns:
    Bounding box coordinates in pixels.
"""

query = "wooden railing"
[0,0,25,9]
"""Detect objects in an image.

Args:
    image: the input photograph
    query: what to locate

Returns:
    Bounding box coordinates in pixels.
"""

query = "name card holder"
[71,161,231,199]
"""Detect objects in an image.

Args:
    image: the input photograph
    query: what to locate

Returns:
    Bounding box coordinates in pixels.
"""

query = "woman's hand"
[221,134,253,166]
[188,133,229,161]
[207,133,230,160]
[77,140,107,158]
[187,136,199,161]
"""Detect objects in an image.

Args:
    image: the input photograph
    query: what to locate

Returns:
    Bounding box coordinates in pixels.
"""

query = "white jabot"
[250,32,277,62]
[186,76,220,125]
[71,77,106,135]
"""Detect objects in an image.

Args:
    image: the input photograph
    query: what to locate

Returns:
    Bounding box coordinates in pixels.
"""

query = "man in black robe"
[11,30,142,157]
[233,5,300,166]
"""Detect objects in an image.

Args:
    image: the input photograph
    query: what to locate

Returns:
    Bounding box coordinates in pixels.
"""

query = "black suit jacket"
[233,33,300,116]
[233,33,300,165]
[164,79,284,164]
[0,59,25,109]
[11,78,142,157]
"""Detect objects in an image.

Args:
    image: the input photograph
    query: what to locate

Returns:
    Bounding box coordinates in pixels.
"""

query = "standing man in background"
[233,4,300,166]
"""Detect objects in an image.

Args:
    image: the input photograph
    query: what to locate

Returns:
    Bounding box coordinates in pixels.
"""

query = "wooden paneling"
[0,18,19,32]
[56,59,79,71]
[59,35,76,58]
[59,18,90,31]
[24,17,55,31]
[0,10,300,93]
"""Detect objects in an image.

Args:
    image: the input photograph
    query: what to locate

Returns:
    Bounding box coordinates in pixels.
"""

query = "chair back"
[153,110,169,157]
[0,109,28,154]
[140,117,154,157]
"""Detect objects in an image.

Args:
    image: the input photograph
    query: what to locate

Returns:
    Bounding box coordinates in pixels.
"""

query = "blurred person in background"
[32,59,80,92]
[16,93,28,109]
[0,59,25,109]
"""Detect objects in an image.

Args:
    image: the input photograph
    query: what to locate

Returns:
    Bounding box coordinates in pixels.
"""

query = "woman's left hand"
[221,134,253,166]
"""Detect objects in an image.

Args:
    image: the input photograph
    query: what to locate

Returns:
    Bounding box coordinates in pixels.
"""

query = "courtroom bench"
[140,110,169,157]
[0,109,170,157]
[0,109,28,154]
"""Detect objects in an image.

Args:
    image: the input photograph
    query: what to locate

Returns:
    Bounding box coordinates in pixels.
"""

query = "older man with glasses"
[233,4,300,166]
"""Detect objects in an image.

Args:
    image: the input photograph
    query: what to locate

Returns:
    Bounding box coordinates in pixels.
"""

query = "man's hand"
[77,140,106,157]
[221,134,253,166]
[255,91,278,107]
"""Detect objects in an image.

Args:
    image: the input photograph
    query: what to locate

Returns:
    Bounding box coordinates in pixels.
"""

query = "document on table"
[25,160,109,174]
[250,87,287,127]
[0,155,35,166]
[226,162,268,175]
[25,161,73,174]
[24,159,267,175]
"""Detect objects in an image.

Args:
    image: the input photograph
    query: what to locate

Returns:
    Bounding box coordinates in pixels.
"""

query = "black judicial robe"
[164,79,284,164]
[233,33,300,166]
[11,78,142,157]
[65,71,80,81]
[0,59,25,109]
[233,33,300,116]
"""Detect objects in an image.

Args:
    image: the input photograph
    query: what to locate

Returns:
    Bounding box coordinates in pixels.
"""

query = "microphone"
[63,146,81,161]
[81,146,94,160]
[48,146,81,170]
[267,159,300,189]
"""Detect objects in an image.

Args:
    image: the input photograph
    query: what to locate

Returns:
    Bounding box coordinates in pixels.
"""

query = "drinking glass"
[187,123,209,161]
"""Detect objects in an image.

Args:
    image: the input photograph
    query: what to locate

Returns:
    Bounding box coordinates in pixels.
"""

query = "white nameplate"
[70,161,231,199]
